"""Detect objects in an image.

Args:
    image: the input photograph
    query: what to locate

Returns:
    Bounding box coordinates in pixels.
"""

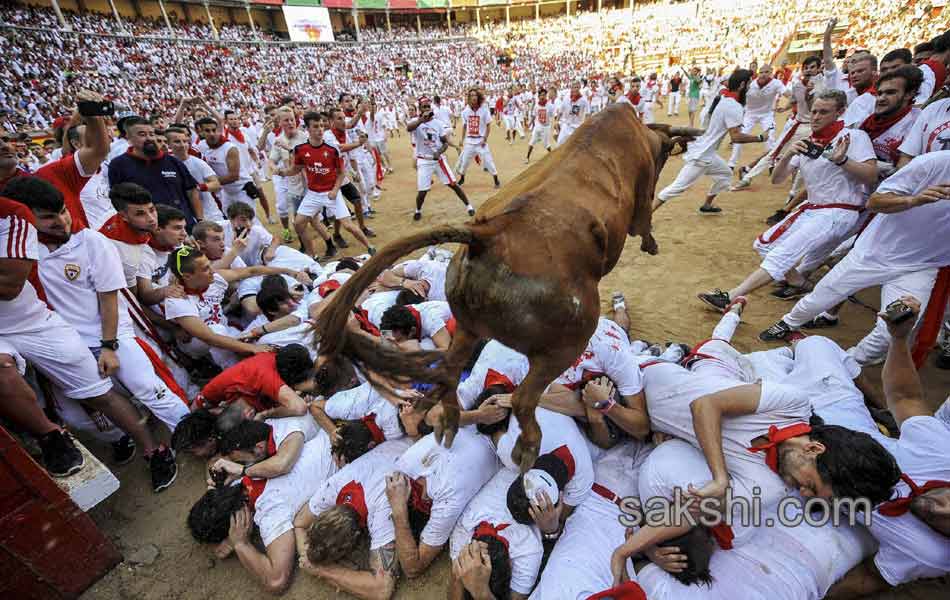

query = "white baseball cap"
[522,469,559,505]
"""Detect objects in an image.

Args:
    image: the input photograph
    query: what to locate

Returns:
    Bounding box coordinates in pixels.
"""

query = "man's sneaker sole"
[154,464,178,493]
[697,293,730,312]
[48,456,85,478]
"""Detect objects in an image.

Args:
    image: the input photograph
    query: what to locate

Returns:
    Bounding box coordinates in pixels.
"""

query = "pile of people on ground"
[0,4,949,599]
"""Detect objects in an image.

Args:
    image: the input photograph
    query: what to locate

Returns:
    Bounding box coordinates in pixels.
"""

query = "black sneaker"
[697,289,730,311]
[699,205,722,214]
[759,320,794,342]
[362,226,376,238]
[458,175,465,185]
[332,233,349,249]
[367,246,377,256]
[39,429,84,478]
[111,434,136,466]
[765,209,789,226]
[802,315,840,329]
[771,285,810,301]
[149,446,178,493]
[413,210,422,221]
[321,243,337,260]
[870,408,901,438]
[467,206,476,217]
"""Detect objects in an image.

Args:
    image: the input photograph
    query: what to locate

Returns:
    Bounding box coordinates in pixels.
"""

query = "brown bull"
[315,103,700,471]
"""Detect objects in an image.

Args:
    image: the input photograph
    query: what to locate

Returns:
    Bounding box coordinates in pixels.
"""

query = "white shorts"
[221,187,255,212]
[0,312,111,400]
[273,175,304,218]
[529,126,551,148]
[556,125,578,146]
[416,156,456,192]
[503,114,516,130]
[688,96,701,113]
[754,207,862,280]
[297,189,351,219]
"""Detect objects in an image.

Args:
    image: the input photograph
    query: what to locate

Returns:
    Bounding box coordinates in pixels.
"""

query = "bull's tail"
[315,224,475,360]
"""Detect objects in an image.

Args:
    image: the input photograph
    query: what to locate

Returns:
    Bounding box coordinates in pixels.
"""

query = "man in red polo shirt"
[194,343,312,419]
[0,92,110,232]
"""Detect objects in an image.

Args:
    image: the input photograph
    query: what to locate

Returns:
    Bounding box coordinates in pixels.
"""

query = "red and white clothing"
[412,120,456,192]
[267,414,320,447]
[898,98,950,158]
[529,100,553,148]
[361,290,401,328]
[753,125,875,280]
[34,152,95,232]
[403,300,453,347]
[496,407,594,507]
[249,432,336,548]
[0,199,112,399]
[729,77,784,166]
[914,59,945,107]
[449,469,543,596]
[457,340,529,410]
[783,151,950,365]
[182,155,223,221]
[268,130,307,219]
[323,382,403,442]
[308,441,410,551]
[165,272,240,368]
[457,104,497,177]
[197,139,253,212]
[197,351,292,413]
[530,441,653,600]
[396,428,499,547]
[554,317,644,397]
[556,96,590,145]
[293,141,349,220]
[862,107,919,172]
[217,220,273,268]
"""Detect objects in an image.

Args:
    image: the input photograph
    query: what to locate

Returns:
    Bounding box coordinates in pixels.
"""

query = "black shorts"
[341,182,361,204]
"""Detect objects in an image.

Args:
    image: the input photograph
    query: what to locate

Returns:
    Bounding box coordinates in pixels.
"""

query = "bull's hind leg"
[510,356,577,473]
[433,327,480,449]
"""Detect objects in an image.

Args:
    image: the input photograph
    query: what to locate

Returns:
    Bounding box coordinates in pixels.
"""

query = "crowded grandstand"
[1,0,949,599]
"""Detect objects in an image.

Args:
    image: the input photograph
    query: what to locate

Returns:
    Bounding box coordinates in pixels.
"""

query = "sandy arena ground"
[82,109,949,599]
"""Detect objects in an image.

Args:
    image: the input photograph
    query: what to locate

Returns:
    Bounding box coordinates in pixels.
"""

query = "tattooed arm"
[302,542,398,600]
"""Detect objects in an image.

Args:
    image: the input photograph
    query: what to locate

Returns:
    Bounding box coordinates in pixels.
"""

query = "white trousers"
[742,119,810,184]
[657,155,733,202]
[783,250,939,365]
[457,141,498,176]
[729,112,777,166]
[667,91,681,115]
[641,101,656,125]
[753,207,862,281]
[529,126,551,149]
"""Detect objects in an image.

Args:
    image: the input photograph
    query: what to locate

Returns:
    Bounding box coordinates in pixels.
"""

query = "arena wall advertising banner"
[281,5,335,42]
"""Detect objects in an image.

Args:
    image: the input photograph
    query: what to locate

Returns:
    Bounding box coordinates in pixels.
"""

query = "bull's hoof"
[434,405,460,449]
[641,233,659,256]
[511,435,540,473]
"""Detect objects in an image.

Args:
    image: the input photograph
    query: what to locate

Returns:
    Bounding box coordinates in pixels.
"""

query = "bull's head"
[646,124,704,173]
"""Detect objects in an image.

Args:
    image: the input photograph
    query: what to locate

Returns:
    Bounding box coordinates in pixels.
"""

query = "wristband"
[595,398,617,414]
[834,156,848,166]
[542,528,562,541]
[198,183,208,192]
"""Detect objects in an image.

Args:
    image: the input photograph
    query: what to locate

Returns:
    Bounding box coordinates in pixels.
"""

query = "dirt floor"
[82,109,949,599]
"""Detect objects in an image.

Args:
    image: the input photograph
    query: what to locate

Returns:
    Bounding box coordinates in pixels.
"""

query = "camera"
[77,100,115,118]
[242,181,261,200]
[235,226,247,238]
[801,140,826,160]
[883,300,914,325]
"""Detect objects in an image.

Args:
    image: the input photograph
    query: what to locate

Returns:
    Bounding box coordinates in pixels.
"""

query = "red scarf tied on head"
[550,444,576,479]
[318,278,341,298]
[360,413,386,444]
[748,423,812,473]
[472,521,510,550]
[336,480,369,528]
[585,580,647,600]
[810,120,845,147]
[877,473,950,517]
[484,369,515,393]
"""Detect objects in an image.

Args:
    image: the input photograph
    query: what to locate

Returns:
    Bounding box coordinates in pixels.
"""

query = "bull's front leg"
[433,328,480,449]
[509,358,570,473]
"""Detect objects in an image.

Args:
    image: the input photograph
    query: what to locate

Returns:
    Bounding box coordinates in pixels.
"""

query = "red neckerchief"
[709,523,735,550]
[484,368,515,393]
[550,445,576,479]
[318,279,341,298]
[720,89,740,101]
[877,473,950,517]
[570,92,581,102]
[409,477,432,515]
[810,120,845,146]
[406,305,423,341]
[472,521,510,551]
[647,80,657,88]
[224,128,246,144]
[148,238,176,252]
[343,110,355,118]
[923,58,947,91]
[126,146,166,164]
[537,98,547,107]
[626,91,641,105]
[187,146,202,158]
[361,412,386,444]
[445,316,457,337]
[757,77,773,88]
[586,580,647,600]
[353,307,380,337]
[337,480,369,528]
[855,82,877,96]
[242,475,268,509]
[99,213,151,245]
[331,128,346,145]
[748,423,812,473]
[860,105,913,140]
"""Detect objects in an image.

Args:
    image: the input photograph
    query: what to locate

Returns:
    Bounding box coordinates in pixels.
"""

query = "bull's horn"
[669,127,705,137]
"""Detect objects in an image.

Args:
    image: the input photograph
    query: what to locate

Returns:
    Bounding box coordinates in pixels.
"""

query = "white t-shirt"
[684,96,743,163]
[853,151,950,270]
[789,126,876,206]
[532,101,553,130]
[461,105,492,142]
[217,220,273,267]
[361,290,401,328]
[457,340,530,410]
[869,416,950,585]
[137,244,172,292]
[558,96,590,129]
[308,444,404,550]
[405,300,453,340]
[198,139,252,194]
[164,272,229,325]
[395,428,499,547]
[915,62,939,107]
[268,414,320,447]
[554,317,643,397]
[745,78,786,117]
[898,98,950,157]
[0,207,49,335]
[37,230,135,346]
[181,155,220,218]
[449,469,543,595]
[78,167,116,231]
[496,407,594,507]
[788,78,814,124]
[843,91,877,128]
[252,431,336,547]
[324,382,403,442]
[433,105,452,130]
[867,107,919,165]
[402,259,448,302]
[411,120,447,159]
